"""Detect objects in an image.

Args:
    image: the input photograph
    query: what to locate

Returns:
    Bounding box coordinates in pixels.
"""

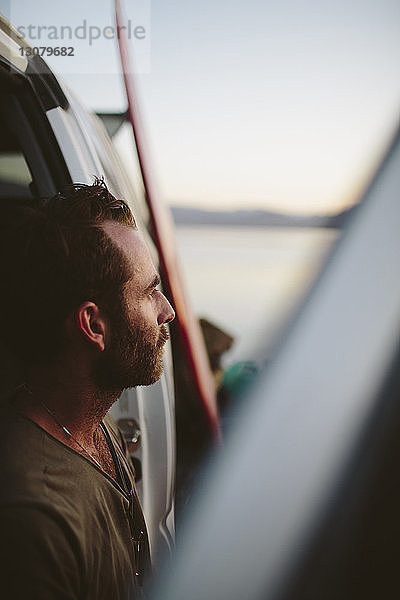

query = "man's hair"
[0,178,137,366]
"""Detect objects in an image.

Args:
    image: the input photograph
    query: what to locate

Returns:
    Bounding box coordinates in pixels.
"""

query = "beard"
[92,306,169,392]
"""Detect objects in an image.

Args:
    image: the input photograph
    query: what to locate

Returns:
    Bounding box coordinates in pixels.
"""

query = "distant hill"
[170,204,358,228]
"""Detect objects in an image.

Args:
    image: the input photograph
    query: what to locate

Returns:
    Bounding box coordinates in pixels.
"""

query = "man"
[0,179,175,599]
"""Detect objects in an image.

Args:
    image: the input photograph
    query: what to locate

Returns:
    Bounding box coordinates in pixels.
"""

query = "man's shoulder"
[0,399,47,474]
[0,401,98,507]
[0,405,56,512]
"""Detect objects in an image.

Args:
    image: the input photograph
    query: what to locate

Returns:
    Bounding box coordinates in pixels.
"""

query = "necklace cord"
[21,384,103,471]
[39,400,103,470]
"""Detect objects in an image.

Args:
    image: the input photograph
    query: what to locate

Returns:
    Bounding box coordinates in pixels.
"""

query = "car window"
[0,150,32,198]
[0,93,34,199]
[0,82,68,200]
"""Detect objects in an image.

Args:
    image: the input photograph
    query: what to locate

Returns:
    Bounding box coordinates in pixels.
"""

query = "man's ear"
[76,302,107,352]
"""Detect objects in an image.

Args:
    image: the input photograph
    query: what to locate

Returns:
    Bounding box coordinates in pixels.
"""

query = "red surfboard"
[114,0,220,439]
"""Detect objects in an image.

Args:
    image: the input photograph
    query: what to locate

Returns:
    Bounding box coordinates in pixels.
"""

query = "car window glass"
[0,151,32,198]
[0,102,33,200]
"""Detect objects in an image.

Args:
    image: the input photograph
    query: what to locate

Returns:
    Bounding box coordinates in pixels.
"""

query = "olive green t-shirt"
[0,401,150,599]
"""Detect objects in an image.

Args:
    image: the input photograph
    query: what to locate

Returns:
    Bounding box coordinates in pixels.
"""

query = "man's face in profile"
[92,222,174,391]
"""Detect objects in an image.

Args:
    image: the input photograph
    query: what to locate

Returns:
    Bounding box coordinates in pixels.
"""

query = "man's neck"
[19,366,121,449]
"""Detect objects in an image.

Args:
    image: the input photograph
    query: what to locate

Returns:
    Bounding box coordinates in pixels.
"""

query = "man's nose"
[157,293,175,325]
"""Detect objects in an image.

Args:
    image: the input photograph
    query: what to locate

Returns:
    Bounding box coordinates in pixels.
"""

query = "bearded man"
[0,179,175,599]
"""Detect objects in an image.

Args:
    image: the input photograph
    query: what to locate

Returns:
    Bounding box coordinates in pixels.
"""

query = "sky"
[4,0,400,214]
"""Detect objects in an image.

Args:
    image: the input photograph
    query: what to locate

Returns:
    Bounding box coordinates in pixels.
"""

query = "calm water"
[175,226,339,366]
